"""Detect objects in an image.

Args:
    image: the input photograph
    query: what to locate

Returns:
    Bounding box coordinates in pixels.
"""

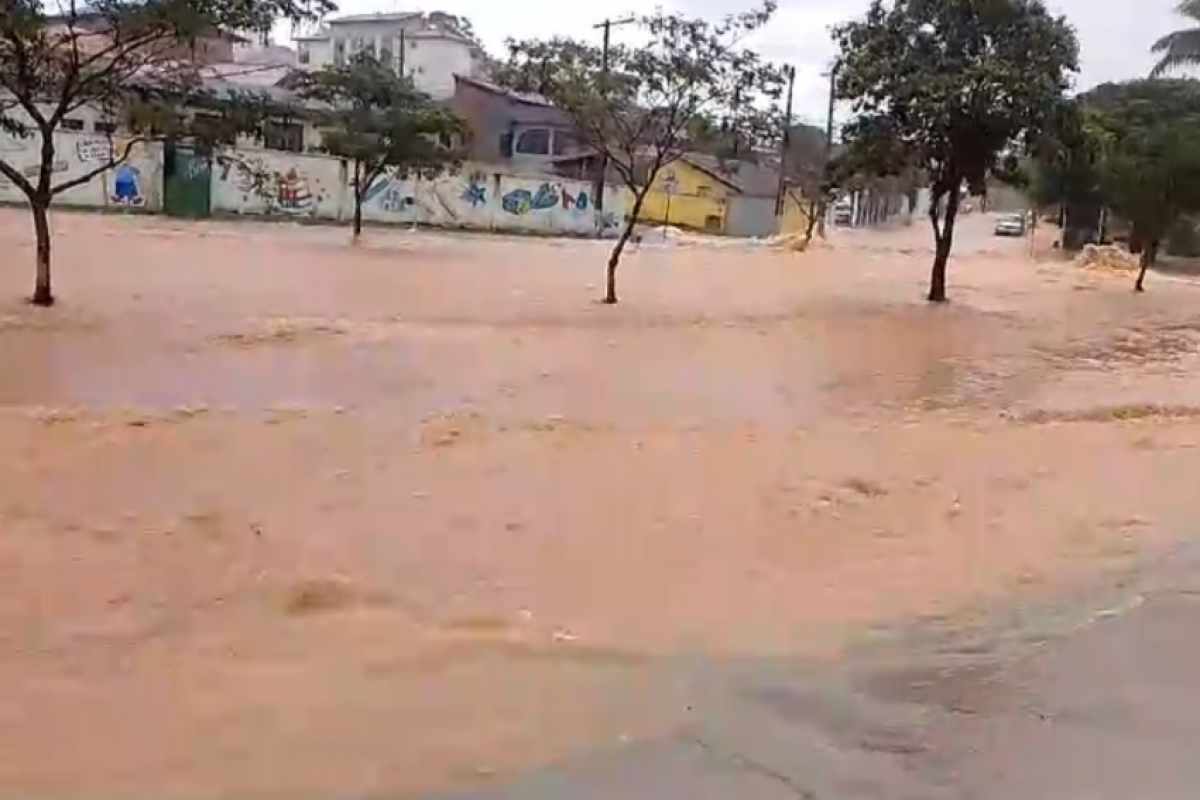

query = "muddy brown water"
[2,211,1200,798]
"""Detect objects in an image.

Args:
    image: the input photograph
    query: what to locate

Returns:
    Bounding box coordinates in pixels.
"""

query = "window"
[379,46,392,66]
[696,185,712,198]
[514,127,551,156]
[551,130,578,155]
[61,118,84,131]
[93,120,118,134]
[333,39,345,64]
[263,120,304,152]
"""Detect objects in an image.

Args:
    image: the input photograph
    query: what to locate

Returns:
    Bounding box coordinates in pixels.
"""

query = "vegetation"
[0,0,332,305]
[830,0,1078,301]
[1031,80,1200,290]
[779,119,833,247]
[1151,0,1200,77]
[297,53,467,240]
[492,2,785,303]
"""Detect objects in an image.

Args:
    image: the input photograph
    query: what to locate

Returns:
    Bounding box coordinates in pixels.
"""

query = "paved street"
[430,549,1200,800]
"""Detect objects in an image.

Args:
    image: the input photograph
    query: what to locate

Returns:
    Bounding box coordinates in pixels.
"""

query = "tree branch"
[51,134,143,196]
[0,157,36,198]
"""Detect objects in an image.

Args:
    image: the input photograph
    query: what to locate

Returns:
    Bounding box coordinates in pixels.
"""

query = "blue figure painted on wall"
[110,163,144,206]
[461,176,487,207]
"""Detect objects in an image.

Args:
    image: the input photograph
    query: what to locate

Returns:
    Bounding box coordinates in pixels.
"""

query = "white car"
[994,213,1026,237]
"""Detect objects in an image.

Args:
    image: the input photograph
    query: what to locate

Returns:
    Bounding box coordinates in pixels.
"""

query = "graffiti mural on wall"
[110,163,144,205]
[500,182,592,216]
[214,154,337,217]
[274,168,314,213]
[359,173,416,213]
[460,172,487,208]
[0,132,161,208]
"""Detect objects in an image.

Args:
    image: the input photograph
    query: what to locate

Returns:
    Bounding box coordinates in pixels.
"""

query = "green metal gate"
[162,140,212,218]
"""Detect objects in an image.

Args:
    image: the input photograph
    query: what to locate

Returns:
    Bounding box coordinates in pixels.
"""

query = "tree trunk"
[1129,230,1144,255]
[927,184,961,303]
[352,161,364,241]
[803,199,823,246]
[1134,239,1158,292]
[30,198,53,306]
[603,191,649,304]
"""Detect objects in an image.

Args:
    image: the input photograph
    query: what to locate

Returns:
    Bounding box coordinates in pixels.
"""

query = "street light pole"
[592,16,635,215]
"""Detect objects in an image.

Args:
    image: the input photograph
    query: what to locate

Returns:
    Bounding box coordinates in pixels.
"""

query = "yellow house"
[776,190,817,236]
[618,155,744,233]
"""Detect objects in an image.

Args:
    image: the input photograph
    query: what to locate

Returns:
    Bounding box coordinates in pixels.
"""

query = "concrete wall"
[0,133,626,237]
[726,195,777,238]
[212,148,626,235]
[0,132,163,210]
[213,149,346,219]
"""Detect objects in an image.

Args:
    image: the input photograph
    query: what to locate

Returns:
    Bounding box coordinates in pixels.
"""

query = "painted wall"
[212,149,346,219]
[211,148,626,236]
[0,131,163,210]
[0,133,625,237]
[775,192,815,236]
[631,160,729,233]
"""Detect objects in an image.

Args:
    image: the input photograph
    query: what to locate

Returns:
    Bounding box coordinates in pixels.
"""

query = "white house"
[293,11,486,100]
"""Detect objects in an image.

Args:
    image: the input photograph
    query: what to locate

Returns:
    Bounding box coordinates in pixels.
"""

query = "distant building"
[449,75,582,169]
[294,11,486,100]
[42,11,245,64]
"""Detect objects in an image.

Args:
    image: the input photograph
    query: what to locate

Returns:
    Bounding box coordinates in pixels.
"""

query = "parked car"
[832,201,853,226]
[994,212,1026,237]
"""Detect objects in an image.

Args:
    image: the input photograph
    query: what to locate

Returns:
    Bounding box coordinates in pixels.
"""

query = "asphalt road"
[424,549,1200,800]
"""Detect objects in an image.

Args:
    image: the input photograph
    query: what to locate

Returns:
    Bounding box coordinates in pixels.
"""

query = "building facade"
[293,12,485,100]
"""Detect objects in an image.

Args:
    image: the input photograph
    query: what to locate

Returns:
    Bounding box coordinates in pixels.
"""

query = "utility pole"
[398,29,406,78]
[820,60,839,232]
[824,61,839,159]
[774,64,795,215]
[592,16,635,215]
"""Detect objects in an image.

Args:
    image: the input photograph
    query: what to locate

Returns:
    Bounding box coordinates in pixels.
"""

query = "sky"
[293,0,1178,125]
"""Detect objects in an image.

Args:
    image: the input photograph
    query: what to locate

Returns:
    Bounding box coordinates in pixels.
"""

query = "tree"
[1080,80,1200,290]
[831,0,1078,301]
[1151,0,1200,77]
[492,3,785,304]
[297,53,467,240]
[0,0,332,306]
[779,120,834,247]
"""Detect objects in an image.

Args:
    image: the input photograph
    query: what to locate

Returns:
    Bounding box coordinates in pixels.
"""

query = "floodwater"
[2,210,1200,798]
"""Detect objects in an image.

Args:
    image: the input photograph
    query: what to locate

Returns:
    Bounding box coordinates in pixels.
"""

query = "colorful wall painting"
[0,132,625,235]
[210,151,340,219]
[0,132,162,209]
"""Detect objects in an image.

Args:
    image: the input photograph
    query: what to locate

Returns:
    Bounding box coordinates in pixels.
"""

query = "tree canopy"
[1032,79,1200,289]
[492,2,785,303]
[298,53,467,239]
[831,0,1078,301]
[1151,0,1200,77]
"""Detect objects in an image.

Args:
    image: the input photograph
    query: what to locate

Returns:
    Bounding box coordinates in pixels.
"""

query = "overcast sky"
[301,0,1177,124]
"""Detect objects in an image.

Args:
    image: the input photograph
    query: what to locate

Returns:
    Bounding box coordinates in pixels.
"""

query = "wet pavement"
[431,546,1200,800]
[2,210,1200,798]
